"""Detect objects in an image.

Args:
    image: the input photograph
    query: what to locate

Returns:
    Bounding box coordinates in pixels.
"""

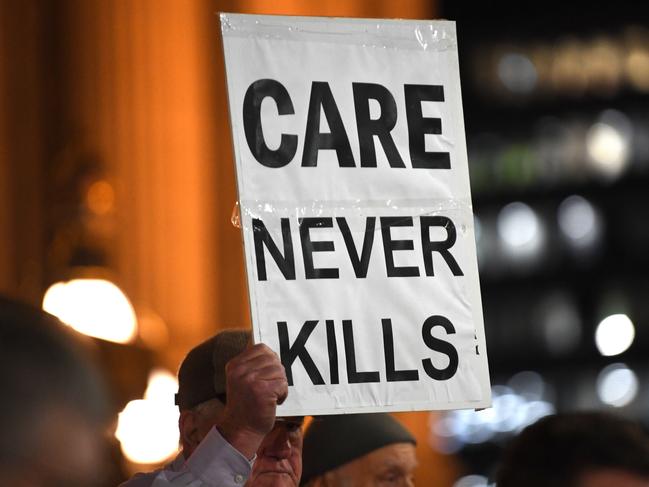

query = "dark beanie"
[174,329,249,410]
[301,413,416,485]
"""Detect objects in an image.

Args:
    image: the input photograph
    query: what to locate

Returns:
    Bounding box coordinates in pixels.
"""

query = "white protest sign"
[221,14,491,415]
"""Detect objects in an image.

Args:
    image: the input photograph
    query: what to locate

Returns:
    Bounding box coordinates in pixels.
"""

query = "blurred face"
[1,404,107,487]
[326,443,417,487]
[246,417,304,487]
[578,469,649,487]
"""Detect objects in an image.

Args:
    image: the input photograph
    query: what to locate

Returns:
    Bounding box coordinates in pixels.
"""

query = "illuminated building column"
[59,0,246,367]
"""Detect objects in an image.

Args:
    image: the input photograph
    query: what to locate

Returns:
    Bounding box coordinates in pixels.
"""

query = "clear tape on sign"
[238,198,473,216]
[233,199,474,226]
[231,201,241,228]
[220,13,457,52]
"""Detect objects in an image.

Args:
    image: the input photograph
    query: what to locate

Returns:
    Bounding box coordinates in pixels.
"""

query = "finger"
[229,343,278,367]
[227,362,287,397]
[227,359,283,386]
[247,363,287,382]
[276,380,289,405]
[230,369,286,394]
[239,343,275,360]
[250,378,288,405]
[229,349,282,374]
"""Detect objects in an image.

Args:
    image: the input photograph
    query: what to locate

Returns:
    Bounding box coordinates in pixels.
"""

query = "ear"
[179,410,200,455]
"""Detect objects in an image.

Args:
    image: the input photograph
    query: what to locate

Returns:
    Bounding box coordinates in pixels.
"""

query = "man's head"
[175,330,248,455]
[0,296,109,486]
[175,329,302,487]
[496,412,649,487]
[246,416,304,487]
[301,413,417,487]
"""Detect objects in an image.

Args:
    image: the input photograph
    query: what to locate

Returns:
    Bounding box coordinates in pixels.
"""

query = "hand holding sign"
[217,343,289,459]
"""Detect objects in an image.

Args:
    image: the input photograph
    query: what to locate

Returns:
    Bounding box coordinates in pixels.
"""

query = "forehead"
[360,443,418,470]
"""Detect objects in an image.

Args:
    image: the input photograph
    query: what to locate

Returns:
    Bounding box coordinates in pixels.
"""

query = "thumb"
[276,380,288,405]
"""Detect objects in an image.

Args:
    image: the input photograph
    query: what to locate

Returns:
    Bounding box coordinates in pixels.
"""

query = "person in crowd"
[300,413,417,487]
[0,296,110,486]
[496,411,649,487]
[122,329,302,487]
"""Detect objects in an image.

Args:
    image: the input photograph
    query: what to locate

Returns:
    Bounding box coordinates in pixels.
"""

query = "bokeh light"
[595,313,635,356]
[626,48,649,91]
[538,293,582,355]
[497,52,538,94]
[625,26,649,92]
[42,278,137,344]
[596,363,638,407]
[432,379,554,454]
[86,180,116,216]
[497,202,545,261]
[583,37,623,95]
[551,38,588,95]
[586,110,632,180]
[115,368,180,464]
[453,475,491,487]
[137,307,170,349]
[557,195,603,250]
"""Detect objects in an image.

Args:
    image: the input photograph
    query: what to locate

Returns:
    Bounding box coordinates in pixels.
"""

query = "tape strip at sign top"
[221,13,491,416]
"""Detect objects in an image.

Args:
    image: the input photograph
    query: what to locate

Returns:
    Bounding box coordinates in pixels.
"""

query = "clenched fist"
[216,343,289,459]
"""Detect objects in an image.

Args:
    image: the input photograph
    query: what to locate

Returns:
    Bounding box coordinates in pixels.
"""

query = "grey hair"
[192,397,225,419]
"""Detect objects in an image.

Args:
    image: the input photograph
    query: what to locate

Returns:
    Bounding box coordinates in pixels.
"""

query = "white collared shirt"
[120,426,254,487]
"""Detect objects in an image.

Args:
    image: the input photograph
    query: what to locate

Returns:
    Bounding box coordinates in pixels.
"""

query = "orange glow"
[42,279,137,344]
[115,368,180,464]
[583,37,623,95]
[137,307,169,349]
[86,180,116,216]
[551,38,588,95]
[627,48,649,91]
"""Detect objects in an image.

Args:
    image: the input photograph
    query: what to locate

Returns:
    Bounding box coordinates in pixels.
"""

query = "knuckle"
[258,343,275,355]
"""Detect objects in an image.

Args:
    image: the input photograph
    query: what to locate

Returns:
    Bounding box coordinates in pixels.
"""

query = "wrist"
[215,418,266,460]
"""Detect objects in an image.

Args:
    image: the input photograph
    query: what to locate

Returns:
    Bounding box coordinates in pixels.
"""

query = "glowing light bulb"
[145,369,179,402]
[115,369,180,464]
[43,279,137,344]
[595,314,635,356]
[586,110,632,180]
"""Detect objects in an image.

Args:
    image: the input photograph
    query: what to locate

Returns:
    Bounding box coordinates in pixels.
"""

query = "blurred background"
[1,0,648,485]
